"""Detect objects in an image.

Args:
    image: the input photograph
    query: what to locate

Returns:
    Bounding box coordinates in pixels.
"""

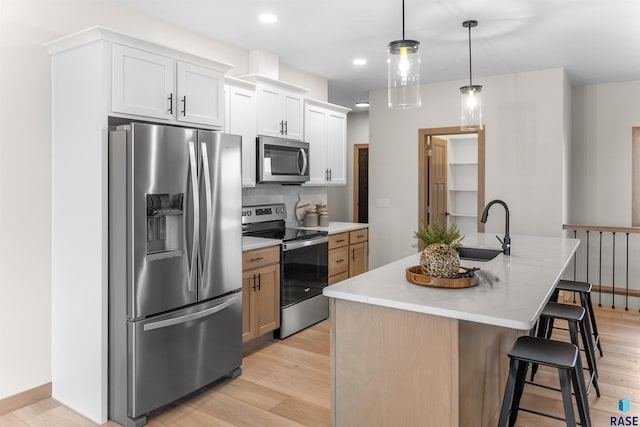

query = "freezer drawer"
[128,292,242,418]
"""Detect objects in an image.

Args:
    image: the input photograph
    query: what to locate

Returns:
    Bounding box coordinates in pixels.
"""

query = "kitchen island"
[323,233,579,427]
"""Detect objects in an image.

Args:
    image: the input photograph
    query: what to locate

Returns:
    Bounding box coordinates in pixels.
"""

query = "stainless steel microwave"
[257,136,310,184]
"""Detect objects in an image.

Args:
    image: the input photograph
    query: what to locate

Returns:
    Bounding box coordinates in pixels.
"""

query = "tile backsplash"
[243,185,328,227]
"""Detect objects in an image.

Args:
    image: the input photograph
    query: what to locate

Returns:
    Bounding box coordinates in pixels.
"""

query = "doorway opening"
[354,144,369,223]
[418,127,485,239]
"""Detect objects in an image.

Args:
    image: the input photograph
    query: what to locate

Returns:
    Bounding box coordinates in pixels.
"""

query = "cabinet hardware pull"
[280,120,284,134]
[257,273,261,290]
[181,96,187,116]
[329,169,332,181]
[284,120,288,135]
[336,259,344,263]
[168,93,173,114]
[357,234,365,238]
[336,239,345,243]
[249,256,264,262]
[252,274,257,291]
[352,249,355,261]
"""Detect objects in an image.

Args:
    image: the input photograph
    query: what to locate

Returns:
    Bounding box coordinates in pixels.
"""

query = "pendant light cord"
[402,0,405,40]
[468,25,473,86]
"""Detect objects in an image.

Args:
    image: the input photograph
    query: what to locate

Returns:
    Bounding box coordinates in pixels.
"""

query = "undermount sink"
[457,247,502,262]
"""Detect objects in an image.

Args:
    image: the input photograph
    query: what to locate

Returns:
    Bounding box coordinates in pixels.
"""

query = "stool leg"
[585,291,603,357]
[571,364,591,427]
[498,358,520,427]
[509,360,529,427]
[558,368,577,427]
[530,318,548,380]
[574,345,592,421]
[579,316,601,397]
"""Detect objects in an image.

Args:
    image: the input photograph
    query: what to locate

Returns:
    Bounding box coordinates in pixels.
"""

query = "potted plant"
[414,223,464,278]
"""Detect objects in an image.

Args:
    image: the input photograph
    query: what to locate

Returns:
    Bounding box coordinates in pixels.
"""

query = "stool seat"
[558,279,592,293]
[542,302,585,322]
[509,336,578,369]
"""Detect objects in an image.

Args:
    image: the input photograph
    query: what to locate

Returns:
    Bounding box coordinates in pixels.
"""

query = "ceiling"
[111,0,640,109]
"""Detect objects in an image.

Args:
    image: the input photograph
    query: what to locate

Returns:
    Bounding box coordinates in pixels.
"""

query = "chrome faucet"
[480,199,511,255]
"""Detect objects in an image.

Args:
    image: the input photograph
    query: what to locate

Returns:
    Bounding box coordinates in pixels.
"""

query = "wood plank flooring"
[1,308,639,426]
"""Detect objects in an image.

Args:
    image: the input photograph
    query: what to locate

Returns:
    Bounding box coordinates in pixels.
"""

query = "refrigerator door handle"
[142,293,240,331]
[188,141,199,292]
[200,142,214,288]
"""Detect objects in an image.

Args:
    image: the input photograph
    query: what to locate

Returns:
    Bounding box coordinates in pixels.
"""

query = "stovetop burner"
[242,203,327,242]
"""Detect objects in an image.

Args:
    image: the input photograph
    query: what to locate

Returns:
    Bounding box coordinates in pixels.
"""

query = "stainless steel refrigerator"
[108,123,242,427]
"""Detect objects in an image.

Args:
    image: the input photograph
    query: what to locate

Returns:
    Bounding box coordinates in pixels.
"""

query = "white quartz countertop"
[296,221,368,235]
[323,233,579,330]
[242,236,282,251]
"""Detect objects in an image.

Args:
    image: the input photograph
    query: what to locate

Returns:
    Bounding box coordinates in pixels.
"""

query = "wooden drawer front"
[329,232,349,250]
[349,228,368,244]
[329,246,349,276]
[242,246,280,270]
[329,271,349,285]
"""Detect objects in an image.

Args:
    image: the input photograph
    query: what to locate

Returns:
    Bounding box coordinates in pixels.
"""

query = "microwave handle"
[298,148,308,175]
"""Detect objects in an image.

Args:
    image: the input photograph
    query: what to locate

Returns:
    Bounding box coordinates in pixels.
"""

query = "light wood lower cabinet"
[328,228,368,285]
[242,246,280,343]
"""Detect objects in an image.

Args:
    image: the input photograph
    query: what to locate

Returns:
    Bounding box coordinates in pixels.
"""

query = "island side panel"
[458,320,523,427]
[332,299,460,426]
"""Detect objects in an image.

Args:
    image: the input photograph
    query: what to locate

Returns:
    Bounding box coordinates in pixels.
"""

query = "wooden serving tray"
[406,266,479,289]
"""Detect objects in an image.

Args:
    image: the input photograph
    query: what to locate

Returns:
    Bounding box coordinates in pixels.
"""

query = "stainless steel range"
[242,203,329,338]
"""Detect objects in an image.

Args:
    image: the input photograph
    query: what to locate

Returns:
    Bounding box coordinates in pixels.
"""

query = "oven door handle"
[283,236,328,251]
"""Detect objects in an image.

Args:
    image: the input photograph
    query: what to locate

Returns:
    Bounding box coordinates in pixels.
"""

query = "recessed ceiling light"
[259,14,277,24]
[355,101,370,108]
[353,58,367,66]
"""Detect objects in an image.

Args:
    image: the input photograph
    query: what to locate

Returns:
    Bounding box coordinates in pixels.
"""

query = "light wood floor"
[1,307,639,426]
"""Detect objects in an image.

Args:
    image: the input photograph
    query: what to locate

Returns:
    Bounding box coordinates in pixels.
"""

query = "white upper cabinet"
[304,99,350,186]
[112,44,175,120]
[177,62,224,127]
[112,42,230,128]
[225,77,257,187]
[241,75,307,141]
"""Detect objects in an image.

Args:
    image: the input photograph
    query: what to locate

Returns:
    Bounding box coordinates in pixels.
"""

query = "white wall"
[571,80,640,226]
[368,68,570,268]
[327,110,369,222]
[0,0,327,407]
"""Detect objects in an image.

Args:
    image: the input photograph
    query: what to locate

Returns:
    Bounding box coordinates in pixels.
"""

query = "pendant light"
[460,20,483,130]
[387,0,420,109]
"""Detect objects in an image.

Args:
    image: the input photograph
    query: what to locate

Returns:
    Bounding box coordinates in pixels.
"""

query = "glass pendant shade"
[460,84,483,130]
[387,39,421,109]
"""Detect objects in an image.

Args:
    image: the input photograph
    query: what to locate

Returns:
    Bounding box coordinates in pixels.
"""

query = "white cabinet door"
[112,44,175,120]
[256,86,282,137]
[305,106,328,185]
[282,92,304,141]
[226,85,257,187]
[176,62,224,127]
[326,112,347,184]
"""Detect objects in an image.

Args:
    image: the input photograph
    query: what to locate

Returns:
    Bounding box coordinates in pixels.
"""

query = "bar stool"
[498,336,591,427]
[533,302,601,397]
[550,279,603,357]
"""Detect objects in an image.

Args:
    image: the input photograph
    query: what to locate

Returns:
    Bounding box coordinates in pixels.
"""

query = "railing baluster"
[612,232,616,309]
[586,231,590,284]
[599,231,602,307]
[626,232,630,311]
[572,230,577,303]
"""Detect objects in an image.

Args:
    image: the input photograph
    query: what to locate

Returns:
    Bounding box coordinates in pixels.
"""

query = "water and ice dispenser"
[146,193,184,255]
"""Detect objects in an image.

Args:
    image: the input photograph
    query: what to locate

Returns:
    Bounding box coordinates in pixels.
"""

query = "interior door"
[429,137,448,227]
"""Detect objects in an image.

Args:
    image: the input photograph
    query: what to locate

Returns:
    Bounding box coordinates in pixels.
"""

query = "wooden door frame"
[418,127,485,232]
[353,143,369,223]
